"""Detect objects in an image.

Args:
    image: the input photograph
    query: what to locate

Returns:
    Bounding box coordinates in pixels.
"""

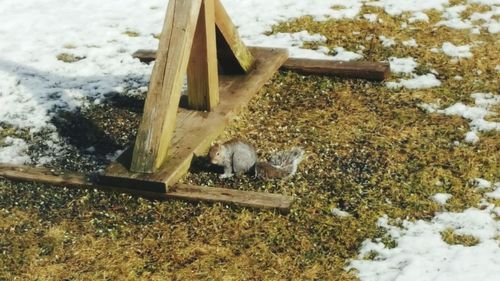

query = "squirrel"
[255,147,305,180]
[208,139,257,178]
[208,138,304,180]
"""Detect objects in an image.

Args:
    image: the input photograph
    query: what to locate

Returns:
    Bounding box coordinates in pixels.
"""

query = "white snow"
[408,12,430,23]
[387,74,441,89]
[379,36,396,47]
[388,57,418,74]
[474,178,492,189]
[402,39,418,47]
[349,204,500,281]
[418,103,440,113]
[331,208,352,217]
[363,14,378,23]
[441,42,473,58]
[368,0,450,16]
[439,93,500,133]
[263,31,330,59]
[331,47,363,61]
[438,5,473,30]
[432,193,453,205]
[485,184,500,199]
[464,131,480,143]
[0,137,31,165]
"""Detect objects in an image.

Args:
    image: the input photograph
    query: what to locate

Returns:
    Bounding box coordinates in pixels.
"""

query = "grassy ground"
[1,3,499,280]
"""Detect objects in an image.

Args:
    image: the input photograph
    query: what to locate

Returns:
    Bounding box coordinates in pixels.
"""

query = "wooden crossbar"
[132,50,391,81]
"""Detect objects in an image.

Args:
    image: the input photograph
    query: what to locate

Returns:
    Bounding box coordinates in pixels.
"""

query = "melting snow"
[387,74,441,89]
[388,57,418,74]
[432,193,453,205]
[349,204,500,281]
[441,42,473,58]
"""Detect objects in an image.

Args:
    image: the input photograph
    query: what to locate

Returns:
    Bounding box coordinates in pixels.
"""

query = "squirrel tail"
[255,147,305,179]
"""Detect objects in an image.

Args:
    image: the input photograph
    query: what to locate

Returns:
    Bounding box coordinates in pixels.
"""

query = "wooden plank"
[103,47,288,192]
[213,0,254,73]
[282,58,390,81]
[0,164,293,213]
[131,0,203,174]
[171,184,292,212]
[187,0,219,111]
[132,50,391,81]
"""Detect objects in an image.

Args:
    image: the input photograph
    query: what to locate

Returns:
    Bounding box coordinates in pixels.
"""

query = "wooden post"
[214,0,254,73]
[187,0,219,111]
[130,0,202,173]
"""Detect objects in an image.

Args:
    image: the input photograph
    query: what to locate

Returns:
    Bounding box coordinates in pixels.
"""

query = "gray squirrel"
[208,138,304,179]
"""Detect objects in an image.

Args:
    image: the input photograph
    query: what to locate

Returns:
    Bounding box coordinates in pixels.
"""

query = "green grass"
[1,3,499,280]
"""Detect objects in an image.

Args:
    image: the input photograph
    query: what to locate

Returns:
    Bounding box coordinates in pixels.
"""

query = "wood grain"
[131,0,202,173]
[104,47,288,192]
[282,58,390,81]
[213,0,254,73]
[0,164,293,212]
[187,0,219,111]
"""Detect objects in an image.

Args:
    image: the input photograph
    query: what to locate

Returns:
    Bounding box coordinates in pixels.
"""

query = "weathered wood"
[131,0,203,174]
[0,164,90,186]
[0,164,293,212]
[171,184,292,212]
[103,47,288,192]
[213,0,254,73]
[132,50,391,81]
[282,58,390,81]
[187,0,219,111]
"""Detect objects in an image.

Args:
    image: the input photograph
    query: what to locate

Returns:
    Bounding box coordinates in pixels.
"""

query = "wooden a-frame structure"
[0,0,390,212]
[99,0,289,192]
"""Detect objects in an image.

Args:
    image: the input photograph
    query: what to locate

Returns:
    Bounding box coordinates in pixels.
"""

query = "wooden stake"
[131,0,202,173]
[187,0,219,111]
[213,0,254,73]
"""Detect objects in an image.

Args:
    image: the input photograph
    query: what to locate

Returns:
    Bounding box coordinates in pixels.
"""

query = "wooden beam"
[131,0,203,173]
[0,164,293,213]
[187,0,219,111]
[104,47,288,192]
[282,58,390,81]
[132,50,391,81]
[213,0,254,73]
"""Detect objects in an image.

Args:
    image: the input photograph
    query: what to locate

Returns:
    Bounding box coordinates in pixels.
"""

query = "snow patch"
[388,57,418,74]
[432,193,452,205]
[363,13,378,22]
[331,47,363,61]
[368,0,449,16]
[408,12,429,23]
[464,131,480,143]
[379,36,396,47]
[0,137,31,165]
[387,74,441,89]
[349,205,500,281]
[485,188,500,199]
[402,39,418,47]
[474,178,492,189]
[442,42,472,58]
[331,208,352,217]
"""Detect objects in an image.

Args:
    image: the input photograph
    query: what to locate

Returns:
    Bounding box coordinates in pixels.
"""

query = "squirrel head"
[208,143,226,165]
